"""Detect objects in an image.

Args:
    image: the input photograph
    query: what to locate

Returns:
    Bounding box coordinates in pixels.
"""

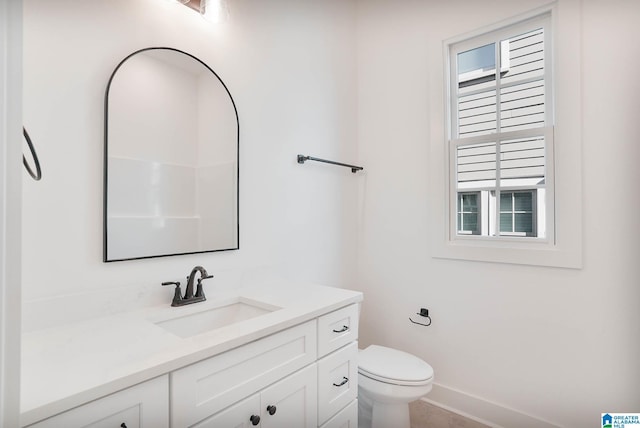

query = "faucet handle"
[162,281,183,307]
[195,275,213,298]
[162,281,180,287]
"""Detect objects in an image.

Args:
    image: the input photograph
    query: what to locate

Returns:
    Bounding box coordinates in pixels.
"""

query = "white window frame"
[428,2,583,268]
[449,14,553,245]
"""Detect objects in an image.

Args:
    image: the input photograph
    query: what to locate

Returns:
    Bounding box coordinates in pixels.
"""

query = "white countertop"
[20,282,362,426]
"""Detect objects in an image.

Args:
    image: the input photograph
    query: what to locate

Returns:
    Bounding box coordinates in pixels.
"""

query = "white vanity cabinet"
[25,375,169,428]
[21,287,363,428]
[173,304,359,428]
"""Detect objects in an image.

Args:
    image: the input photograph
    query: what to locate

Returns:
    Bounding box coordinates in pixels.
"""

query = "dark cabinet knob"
[250,414,261,425]
[120,424,128,428]
[267,405,277,415]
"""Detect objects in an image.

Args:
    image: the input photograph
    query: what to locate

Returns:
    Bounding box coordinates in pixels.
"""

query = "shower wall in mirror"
[104,47,239,262]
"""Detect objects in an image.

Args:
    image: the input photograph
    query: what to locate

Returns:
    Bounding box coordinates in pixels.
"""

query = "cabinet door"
[192,394,261,428]
[260,364,318,428]
[27,375,168,428]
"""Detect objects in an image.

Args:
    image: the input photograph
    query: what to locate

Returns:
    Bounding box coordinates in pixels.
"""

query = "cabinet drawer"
[26,375,168,428]
[317,304,358,357]
[319,399,358,428]
[171,320,317,427]
[317,341,358,425]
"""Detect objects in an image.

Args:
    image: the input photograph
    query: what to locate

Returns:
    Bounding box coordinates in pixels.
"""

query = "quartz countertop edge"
[20,283,363,426]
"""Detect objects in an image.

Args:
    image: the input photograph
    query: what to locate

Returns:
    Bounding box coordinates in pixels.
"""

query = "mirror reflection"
[104,47,239,262]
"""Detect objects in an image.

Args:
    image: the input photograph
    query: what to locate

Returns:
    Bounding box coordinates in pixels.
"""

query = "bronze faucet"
[162,266,213,307]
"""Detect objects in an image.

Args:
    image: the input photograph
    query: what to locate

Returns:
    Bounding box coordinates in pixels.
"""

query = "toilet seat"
[358,345,433,386]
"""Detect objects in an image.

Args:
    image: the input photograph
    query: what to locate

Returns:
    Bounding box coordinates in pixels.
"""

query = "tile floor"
[410,400,491,428]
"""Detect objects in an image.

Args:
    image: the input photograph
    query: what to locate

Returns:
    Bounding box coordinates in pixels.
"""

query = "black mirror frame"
[103,47,239,262]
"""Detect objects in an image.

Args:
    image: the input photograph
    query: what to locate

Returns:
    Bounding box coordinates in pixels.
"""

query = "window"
[498,190,536,236]
[449,14,552,242]
[457,192,480,235]
[458,40,510,86]
[430,3,583,268]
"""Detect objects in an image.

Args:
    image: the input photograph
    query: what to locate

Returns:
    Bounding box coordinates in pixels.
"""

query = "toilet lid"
[358,345,433,386]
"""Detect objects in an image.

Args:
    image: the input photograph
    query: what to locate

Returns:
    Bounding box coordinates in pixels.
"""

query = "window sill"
[432,237,582,269]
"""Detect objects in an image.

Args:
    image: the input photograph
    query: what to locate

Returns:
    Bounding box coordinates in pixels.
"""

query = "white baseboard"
[422,383,562,428]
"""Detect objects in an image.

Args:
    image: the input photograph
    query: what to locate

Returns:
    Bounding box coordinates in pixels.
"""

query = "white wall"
[355,0,640,427]
[1,1,23,426]
[22,0,359,331]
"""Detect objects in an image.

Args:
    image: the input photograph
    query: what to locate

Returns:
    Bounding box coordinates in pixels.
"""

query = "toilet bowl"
[358,345,434,428]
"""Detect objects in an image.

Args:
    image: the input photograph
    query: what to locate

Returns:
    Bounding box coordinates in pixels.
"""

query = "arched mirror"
[104,47,239,262]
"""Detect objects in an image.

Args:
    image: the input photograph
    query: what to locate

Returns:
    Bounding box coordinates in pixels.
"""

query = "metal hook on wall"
[409,308,432,327]
[23,127,42,181]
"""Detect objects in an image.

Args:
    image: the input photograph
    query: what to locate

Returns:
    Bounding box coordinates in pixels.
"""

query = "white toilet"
[358,345,434,428]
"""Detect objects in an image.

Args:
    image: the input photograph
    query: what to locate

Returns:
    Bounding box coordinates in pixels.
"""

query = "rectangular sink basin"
[154,298,280,338]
